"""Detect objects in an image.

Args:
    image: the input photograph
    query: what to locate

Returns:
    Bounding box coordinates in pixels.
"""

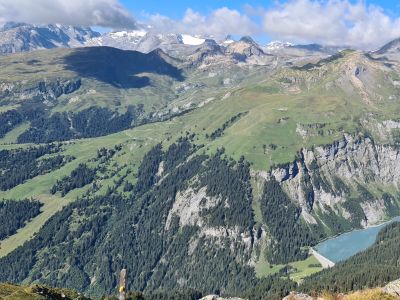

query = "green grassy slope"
[0,47,400,294]
[1,49,399,257]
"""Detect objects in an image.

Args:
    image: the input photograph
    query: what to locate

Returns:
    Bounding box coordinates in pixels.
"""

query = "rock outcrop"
[200,296,246,300]
[282,292,314,300]
[384,279,400,297]
[268,133,400,227]
[2,78,82,103]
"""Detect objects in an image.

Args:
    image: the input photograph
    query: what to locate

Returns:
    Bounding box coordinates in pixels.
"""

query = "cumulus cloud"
[1,0,399,49]
[0,0,136,29]
[262,0,400,49]
[144,2,400,49]
[147,7,258,38]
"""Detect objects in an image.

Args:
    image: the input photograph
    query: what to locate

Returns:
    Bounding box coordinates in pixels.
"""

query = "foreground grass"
[0,282,86,300]
[318,288,398,300]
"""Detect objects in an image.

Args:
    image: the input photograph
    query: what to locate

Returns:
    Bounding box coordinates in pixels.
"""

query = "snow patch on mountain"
[180,34,205,46]
[0,22,100,54]
[86,29,147,48]
[110,30,147,39]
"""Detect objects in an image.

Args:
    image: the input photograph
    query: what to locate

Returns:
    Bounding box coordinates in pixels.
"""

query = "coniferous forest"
[0,199,42,240]
[0,138,399,299]
[301,222,400,294]
[0,140,297,299]
[0,103,145,143]
[0,145,73,190]
[2,20,400,300]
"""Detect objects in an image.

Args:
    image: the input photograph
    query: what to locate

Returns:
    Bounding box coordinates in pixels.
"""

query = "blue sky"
[122,0,399,20]
[1,0,400,49]
[123,0,273,19]
[118,0,400,48]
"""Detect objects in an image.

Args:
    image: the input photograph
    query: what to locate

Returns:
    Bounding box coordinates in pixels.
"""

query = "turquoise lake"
[314,216,400,263]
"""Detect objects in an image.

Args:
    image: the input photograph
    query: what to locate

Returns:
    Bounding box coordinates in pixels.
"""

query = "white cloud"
[0,0,136,29]
[1,0,399,49]
[144,2,400,49]
[262,0,400,49]
[147,7,258,38]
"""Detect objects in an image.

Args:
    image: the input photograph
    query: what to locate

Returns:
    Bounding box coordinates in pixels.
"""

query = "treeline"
[18,105,143,143]
[301,222,400,294]
[51,164,97,196]
[0,103,144,143]
[0,199,42,240]
[200,150,254,229]
[0,145,73,190]
[0,139,304,299]
[207,112,247,140]
[260,178,315,264]
[135,137,196,194]
[0,109,23,138]
[0,194,119,290]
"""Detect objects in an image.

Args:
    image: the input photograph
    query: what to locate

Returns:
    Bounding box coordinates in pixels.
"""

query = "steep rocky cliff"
[267,133,400,230]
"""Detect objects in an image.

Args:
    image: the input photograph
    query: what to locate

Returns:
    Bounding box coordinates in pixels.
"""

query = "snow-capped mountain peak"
[223,38,235,45]
[109,30,147,39]
[264,41,294,52]
[0,22,100,54]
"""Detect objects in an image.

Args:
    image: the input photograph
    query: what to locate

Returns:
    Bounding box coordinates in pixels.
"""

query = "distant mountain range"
[0,22,350,58]
[2,20,400,300]
[0,22,100,54]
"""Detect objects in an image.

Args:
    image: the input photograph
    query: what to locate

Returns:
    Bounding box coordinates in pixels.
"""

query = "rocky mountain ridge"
[267,133,400,227]
[1,23,400,300]
[0,22,100,54]
[0,22,344,63]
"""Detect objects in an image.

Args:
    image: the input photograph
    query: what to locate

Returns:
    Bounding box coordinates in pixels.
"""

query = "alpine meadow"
[1,1,400,299]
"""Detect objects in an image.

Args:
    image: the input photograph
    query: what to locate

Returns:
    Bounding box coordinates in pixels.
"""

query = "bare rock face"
[8,78,82,103]
[282,292,314,300]
[200,296,246,300]
[165,187,220,229]
[0,22,99,54]
[384,279,400,297]
[225,36,265,59]
[270,133,400,227]
[188,40,224,66]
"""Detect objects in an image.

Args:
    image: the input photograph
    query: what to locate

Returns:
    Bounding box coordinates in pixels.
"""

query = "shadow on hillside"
[63,47,184,88]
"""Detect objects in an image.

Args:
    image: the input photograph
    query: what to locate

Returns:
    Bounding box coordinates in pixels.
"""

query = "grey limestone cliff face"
[161,132,400,277]
[269,133,400,227]
[1,78,81,103]
[165,186,263,266]
[0,23,100,54]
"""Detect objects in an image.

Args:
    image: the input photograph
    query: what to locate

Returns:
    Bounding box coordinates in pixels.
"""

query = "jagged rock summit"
[0,22,99,54]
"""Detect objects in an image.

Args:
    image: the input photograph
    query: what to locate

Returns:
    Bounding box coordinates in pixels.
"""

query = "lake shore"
[314,216,400,264]
[311,248,335,269]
